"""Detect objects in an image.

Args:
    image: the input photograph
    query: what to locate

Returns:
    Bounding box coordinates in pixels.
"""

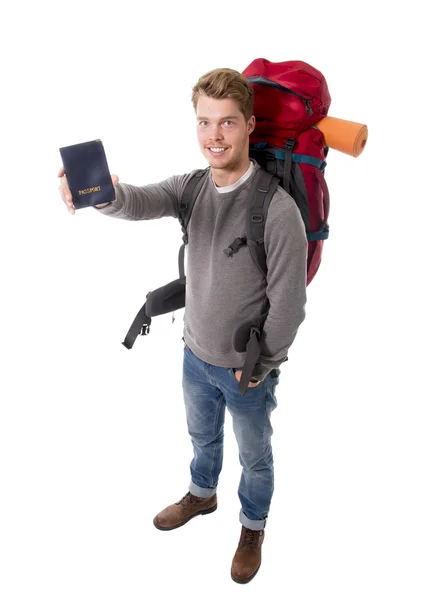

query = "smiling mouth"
[207,147,229,155]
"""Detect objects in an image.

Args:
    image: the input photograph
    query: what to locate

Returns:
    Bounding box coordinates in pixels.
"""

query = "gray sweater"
[95,160,308,381]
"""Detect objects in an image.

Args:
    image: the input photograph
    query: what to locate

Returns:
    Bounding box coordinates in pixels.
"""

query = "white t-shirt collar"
[213,160,255,193]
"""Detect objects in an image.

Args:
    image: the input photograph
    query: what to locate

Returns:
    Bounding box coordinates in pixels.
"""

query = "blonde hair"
[191,68,254,122]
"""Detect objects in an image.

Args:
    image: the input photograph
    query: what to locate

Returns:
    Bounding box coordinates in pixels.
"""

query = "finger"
[60,183,72,207]
[63,191,75,214]
[111,174,119,186]
[57,169,72,207]
[59,183,74,213]
[57,167,76,214]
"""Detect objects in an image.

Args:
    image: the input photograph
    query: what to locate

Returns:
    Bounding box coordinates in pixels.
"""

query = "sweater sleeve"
[93,171,199,221]
[253,188,308,381]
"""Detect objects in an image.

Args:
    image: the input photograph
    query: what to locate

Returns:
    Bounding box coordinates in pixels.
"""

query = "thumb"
[111,174,119,186]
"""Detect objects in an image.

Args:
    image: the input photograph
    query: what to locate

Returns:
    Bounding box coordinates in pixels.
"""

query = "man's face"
[196,95,255,172]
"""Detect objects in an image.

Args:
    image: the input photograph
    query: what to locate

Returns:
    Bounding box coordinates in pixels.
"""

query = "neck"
[212,156,251,188]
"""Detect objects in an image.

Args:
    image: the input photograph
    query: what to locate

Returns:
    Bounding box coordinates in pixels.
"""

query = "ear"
[248,115,256,134]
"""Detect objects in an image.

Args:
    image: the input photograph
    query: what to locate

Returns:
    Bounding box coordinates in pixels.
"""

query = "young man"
[58,68,308,584]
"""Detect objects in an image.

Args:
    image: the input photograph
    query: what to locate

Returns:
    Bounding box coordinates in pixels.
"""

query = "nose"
[208,124,224,141]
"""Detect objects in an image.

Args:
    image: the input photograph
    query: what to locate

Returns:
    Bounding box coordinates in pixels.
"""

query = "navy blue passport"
[59,139,115,209]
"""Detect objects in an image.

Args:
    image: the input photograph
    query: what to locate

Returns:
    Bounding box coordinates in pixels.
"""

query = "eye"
[199,121,208,126]
[223,120,233,126]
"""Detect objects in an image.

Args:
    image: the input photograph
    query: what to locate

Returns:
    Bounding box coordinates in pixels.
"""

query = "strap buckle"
[223,236,247,257]
[251,214,264,223]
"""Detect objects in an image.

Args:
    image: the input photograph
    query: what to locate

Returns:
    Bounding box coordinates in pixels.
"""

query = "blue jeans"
[182,343,280,530]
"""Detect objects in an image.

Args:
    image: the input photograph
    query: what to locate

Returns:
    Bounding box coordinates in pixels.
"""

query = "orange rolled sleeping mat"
[316,116,368,157]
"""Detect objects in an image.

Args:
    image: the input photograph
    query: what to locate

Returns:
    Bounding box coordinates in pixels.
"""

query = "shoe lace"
[240,527,261,550]
[176,492,198,506]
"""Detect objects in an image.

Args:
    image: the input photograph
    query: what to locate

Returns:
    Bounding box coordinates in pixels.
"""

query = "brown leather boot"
[231,526,265,584]
[153,492,217,531]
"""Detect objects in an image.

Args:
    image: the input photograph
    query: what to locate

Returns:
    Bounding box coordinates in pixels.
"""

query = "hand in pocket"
[233,369,261,388]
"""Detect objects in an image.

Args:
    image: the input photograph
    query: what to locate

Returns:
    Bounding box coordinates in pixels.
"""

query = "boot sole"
[153,502,218,531]
[231,563,261,584]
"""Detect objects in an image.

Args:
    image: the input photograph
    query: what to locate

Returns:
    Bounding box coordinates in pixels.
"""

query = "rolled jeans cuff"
[189,481,217,499]
[239,509,267,531]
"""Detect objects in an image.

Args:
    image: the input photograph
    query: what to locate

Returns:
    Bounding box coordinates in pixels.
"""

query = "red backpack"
[243,58,331,284]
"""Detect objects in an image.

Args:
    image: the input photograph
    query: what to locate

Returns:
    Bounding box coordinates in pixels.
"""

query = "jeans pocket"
[229,368,263,390]
[229,368,244,385]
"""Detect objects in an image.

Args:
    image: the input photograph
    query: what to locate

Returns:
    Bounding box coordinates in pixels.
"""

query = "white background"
[1,1,434,598]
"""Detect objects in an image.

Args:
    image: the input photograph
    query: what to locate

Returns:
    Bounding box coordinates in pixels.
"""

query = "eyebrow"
[197,115,240,120]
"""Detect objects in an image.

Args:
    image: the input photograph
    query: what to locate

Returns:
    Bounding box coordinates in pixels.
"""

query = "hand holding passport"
[58,139,118,214]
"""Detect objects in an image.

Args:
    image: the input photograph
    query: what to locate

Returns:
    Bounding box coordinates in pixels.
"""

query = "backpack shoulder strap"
[178,168,209,244]
[234,169,280,395]
[177,167,209,281]
[246,168,280,279]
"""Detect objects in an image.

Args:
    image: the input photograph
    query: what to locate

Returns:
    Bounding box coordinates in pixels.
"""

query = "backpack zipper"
[247,76,313,115]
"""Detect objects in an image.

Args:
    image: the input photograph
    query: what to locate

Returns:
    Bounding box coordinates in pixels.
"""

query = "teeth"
[209,147,226,153]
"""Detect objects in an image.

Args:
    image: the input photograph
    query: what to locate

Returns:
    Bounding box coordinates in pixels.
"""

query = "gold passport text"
[79,186,101,195]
